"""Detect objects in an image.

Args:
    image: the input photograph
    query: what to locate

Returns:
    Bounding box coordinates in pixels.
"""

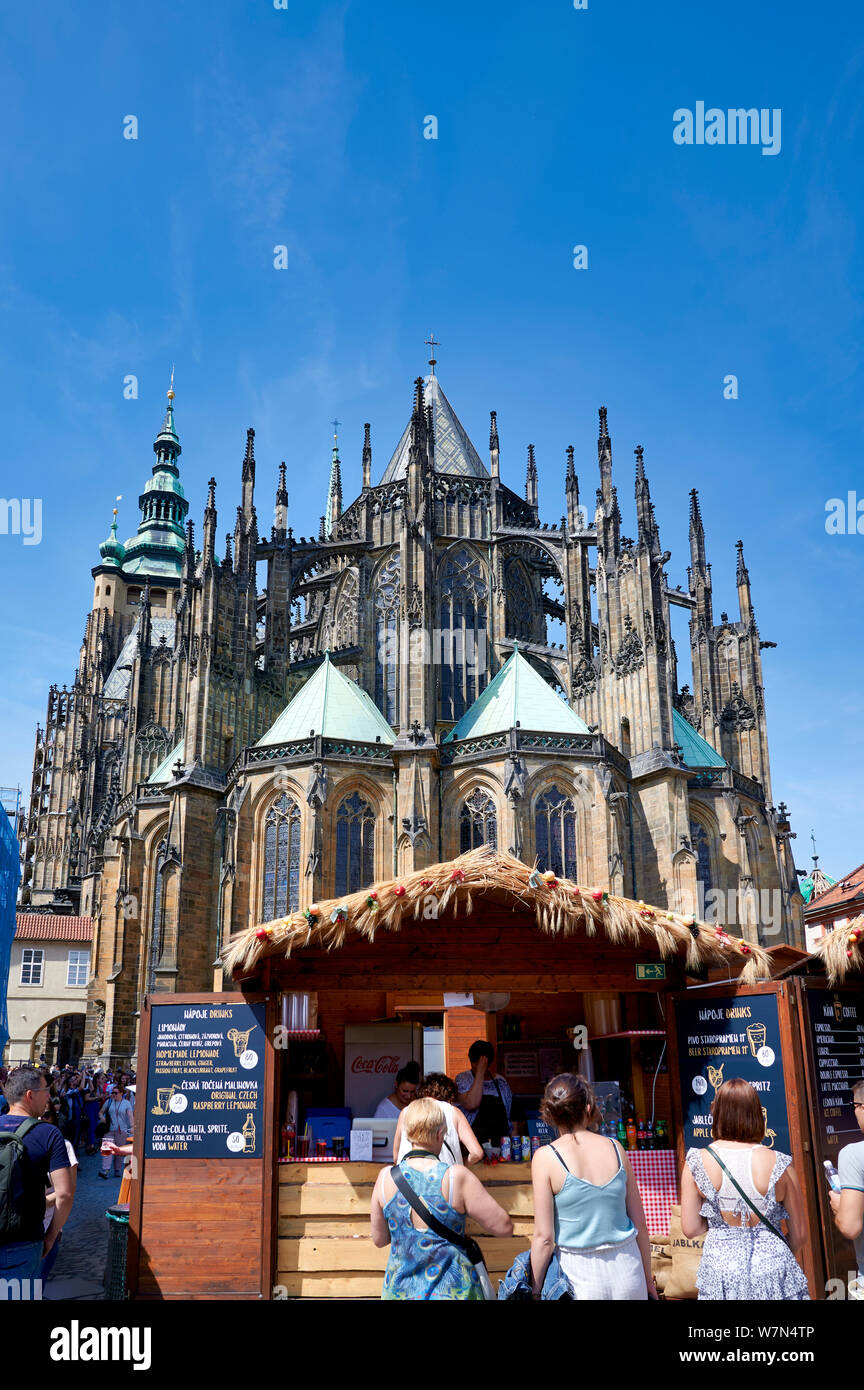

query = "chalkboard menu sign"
[804,988,864,1159]
[674,992,790,1153]
[144,1000,267,1159]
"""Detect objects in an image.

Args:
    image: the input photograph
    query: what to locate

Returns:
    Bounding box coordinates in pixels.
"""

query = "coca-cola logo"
[351,1055,400,1075]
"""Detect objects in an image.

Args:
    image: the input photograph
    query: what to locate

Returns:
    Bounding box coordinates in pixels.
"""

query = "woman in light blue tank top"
[530,1074,655,1300]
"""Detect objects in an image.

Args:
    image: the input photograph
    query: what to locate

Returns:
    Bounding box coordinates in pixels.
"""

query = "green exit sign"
[636,963,666,980]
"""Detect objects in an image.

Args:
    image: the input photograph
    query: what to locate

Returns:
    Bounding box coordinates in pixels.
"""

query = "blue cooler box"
[304,1107,352,1153]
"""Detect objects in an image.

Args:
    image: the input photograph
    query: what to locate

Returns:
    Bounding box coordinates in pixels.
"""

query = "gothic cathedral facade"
[19,370,804,1064]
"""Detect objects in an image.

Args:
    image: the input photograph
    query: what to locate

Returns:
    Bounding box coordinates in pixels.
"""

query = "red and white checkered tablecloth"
[629,1150,679,1237]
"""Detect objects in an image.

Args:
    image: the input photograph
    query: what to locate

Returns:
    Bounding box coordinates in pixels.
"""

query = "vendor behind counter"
[455,1041,513,1144]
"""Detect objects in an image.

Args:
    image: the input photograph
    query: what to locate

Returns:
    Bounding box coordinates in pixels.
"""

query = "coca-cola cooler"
[344,1024,424,1116]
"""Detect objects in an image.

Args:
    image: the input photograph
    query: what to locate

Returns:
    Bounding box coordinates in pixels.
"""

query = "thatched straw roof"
[813,914,864,985]
[221,846,775,984]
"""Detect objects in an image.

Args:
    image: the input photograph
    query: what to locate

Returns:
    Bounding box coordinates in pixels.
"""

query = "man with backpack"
[0,1066,74,1287]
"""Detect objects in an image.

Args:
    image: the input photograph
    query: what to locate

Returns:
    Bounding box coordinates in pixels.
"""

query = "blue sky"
[0,0,862,875]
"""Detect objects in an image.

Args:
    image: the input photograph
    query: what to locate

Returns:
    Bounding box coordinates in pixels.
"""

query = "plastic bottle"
[637,1119,647,1151]
[824,1160,842,1193]
[626,1117,638,1151]
[616,1120,627,1147]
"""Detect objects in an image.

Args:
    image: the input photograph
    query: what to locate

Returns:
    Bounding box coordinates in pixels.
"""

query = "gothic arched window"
[459,789,498,854]
[505,560,533,643]
[263,793,301,920]
[535,786,578,879]
[335,792,376,895]
[690,819,713,896]
[374,554,400,726]
[439,548,489,722]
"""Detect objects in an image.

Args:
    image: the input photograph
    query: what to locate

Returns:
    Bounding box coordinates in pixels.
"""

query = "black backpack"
[0,1117,41,1244]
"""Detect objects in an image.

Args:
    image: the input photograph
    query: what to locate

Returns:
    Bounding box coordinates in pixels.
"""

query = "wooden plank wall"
[136,1160,265,1297]
[275,1162,533,1299]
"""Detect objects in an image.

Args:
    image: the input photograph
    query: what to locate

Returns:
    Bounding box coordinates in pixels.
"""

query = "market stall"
[211,846,771,1300]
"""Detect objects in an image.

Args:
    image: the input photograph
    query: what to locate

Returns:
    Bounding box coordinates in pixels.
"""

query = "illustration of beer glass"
[241,1113,256,1153]
[227,1025,258,1058]
[151,1084,179,1115]
[746,1022,767,1058]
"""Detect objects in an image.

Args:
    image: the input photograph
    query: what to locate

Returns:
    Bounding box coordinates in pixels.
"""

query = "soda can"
[500,1136,511,1162]
[530,1135,541,1156]
[521,1135,532,1161]
[510,1136,522,1162]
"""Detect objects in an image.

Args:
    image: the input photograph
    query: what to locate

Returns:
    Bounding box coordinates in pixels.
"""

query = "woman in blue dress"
[370,1098,513,1300]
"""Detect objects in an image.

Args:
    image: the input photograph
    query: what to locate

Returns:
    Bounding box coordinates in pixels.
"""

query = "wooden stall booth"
[666,925,864,1301]
[208,846,774,1301]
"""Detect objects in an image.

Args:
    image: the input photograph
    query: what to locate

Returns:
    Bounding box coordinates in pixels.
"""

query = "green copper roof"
[799,871,837,905]
[672,709,725,768]
[148,738,185,784]
[443,647,590,743]
[257,653,396,747]
[98,513,125,568]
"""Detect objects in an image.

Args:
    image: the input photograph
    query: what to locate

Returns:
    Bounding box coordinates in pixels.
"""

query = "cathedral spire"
[203,478,217,562]
[634,445,658,553]
[736,538,753,623]
[489,411,500,478]
[689,488,708,574]
[325,429,343,537]
[594,408,620,559]
[184,519,195,580]
[565,444,581,530]
[274,462,288,537]
[362,423,372,491]
[241,427,255,520]
[153,376,182,474]
[525,444,538,510]
[597,405,613,505]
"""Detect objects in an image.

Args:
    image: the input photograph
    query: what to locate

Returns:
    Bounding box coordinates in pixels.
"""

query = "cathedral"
[19,358,804,1065]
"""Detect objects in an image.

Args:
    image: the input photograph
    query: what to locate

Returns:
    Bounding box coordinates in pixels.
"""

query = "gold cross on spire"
[425,333,440,376]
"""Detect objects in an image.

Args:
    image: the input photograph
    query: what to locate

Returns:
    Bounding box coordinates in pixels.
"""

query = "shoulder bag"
[390,1156,496,1299]
[705,1146,790,1247]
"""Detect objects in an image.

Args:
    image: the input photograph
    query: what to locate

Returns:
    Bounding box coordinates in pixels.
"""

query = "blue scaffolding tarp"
[0,806,21,1058]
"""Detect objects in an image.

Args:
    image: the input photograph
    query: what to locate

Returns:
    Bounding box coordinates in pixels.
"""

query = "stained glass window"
[505,560,533,643]
[374,554,400,726]
[263,793,301,919]
[459,789,498,854]
[439,548,489,722]
[335,792,376,895]
[535,786,578,879]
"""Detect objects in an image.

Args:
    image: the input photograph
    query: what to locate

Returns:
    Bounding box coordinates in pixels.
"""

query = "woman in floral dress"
[370,1098,512,1300]
[681,1078,809,1300]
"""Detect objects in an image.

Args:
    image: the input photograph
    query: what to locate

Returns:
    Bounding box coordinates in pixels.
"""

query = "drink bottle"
[823,1160,842,1192]
[626,1117,637,1151]
[616,1120,627,1146]
[637,1120,646,1151]
[645,1120,655,1151]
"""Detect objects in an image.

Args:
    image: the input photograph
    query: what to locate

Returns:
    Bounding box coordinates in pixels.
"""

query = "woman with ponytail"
[529,1073,655,1300]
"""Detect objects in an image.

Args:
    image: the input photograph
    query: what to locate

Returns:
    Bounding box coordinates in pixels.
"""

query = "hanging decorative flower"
[330,906,347,924]
[542,870,557,885]
[687,922,700,941]
[366,891,379,909]
[255,927,270,941]
[419,879,434,888]
[849,930,860,945]
[304,905,319,924]
[739,942,751,955]
[393,884,406,898]
[449,869,466,884]
[665,912,675,922]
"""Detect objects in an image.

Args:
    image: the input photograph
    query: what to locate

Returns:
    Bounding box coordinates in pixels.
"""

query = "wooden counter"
[276,1161,532,1299]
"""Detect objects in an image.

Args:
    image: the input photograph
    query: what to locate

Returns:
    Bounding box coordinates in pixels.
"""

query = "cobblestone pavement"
[46,1147,127,1299]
